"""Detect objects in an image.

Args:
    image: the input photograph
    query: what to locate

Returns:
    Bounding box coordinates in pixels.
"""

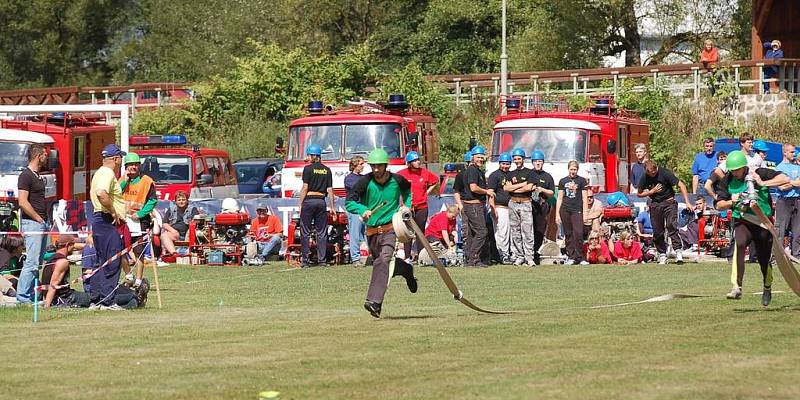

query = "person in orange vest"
[119,152,157,289]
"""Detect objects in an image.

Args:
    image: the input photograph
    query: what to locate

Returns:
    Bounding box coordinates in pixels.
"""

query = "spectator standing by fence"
[692,138,717,195]
[762,40,783,94]
[15,144,50,304]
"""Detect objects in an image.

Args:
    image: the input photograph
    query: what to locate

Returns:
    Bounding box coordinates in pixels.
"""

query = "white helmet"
[221,198,239,213]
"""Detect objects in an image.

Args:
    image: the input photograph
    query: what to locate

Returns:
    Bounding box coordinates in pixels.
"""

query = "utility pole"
[500,0,508,115]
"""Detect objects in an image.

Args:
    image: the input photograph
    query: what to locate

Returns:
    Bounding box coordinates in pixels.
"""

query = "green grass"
[2,261,800,399]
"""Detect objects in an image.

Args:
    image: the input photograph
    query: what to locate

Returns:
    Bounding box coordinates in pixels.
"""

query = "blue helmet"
[471,145,486,156]
[405,151,420,163]
[511,148,526,158]
[498,153,512,163]
[531,149,545,161]
[463,151,473,162]
[753,140,769,152]
[306,144,322,156]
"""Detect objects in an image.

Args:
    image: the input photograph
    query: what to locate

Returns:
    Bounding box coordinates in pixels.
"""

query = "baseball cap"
[101,143,127,158]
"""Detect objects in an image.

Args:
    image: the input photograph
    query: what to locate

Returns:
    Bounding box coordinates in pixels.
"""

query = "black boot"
[363,301,381,318]
[762,287,772,307]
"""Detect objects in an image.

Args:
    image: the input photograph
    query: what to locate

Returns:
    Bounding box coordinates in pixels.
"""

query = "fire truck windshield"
[344,124,402,159]
[492,129,587,162]
[288,123,402,161]
[0,142,29,174]
[139,155,192,183]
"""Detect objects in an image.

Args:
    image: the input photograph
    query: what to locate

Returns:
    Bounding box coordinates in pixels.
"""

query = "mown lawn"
[2,261,799,400]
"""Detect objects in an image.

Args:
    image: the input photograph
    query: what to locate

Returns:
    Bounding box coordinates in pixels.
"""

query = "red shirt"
[249,215,283,242]
[424,211,456,240]
[396,167,438,210]
[584,241,612,264]
[613,240,643,262]
[700,48,719,64]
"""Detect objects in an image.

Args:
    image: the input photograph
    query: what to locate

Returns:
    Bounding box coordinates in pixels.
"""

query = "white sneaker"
[564,259,575,265]
[156,259,169,267]
[675,252,684,264]
[579,260,590,265]
[658,254,668,265]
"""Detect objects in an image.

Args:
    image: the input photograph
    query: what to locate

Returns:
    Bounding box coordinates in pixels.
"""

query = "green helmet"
[367,148,389,164]
[123,152,141,165]
[726,150,747,170]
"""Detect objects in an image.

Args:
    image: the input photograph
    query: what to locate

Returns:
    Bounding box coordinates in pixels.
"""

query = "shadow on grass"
[733,305,800,313]
[381,315,437,320]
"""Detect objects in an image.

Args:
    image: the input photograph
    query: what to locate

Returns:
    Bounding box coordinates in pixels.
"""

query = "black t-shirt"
[558,175,588,212]
[18,167,48,220]
[41,252,73,300]
[453,171,465,194]
[637,167,679,203]
[487,170,510,207]
[302,162,333,199]
[461,165,487,202]
[509,167,534,198]
[530,169,555,202]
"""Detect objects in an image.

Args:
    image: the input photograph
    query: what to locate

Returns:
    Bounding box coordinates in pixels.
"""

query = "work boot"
[363,301,381,318]
[406,275,418,293]
[135,278,150,308]
[762,287,772,307]
[726,286,742,300]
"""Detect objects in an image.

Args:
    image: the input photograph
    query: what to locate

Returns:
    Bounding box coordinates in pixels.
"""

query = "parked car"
[233,158,284,197]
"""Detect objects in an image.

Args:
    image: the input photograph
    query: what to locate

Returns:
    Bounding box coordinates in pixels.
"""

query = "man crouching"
[345,149,418,318]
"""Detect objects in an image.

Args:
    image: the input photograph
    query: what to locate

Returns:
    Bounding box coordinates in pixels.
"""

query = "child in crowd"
[614,231,643,264]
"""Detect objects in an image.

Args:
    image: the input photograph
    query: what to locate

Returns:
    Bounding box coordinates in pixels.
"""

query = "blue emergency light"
[129,134,188,146]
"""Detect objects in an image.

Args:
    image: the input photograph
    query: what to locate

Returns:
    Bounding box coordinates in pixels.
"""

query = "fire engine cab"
[131,135,239,200]
[281,94,439,198]
[488,97,649,193]
[0,113,117,201]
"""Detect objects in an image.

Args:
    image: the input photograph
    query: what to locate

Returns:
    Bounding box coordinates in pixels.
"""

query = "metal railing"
[430,59,800,105]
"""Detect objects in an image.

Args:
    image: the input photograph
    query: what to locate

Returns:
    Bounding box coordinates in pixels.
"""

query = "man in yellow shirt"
[88,144,131,307]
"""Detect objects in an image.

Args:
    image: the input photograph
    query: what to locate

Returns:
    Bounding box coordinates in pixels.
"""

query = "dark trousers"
[89,212,123,306]
[366,231,413,303]
[300,198,328,265]
[404,207,429,259]
[561,207,584,262]
[733,219,773,288]
[775,197,800,256]
[462,203,488,265]
[650,199,682,254]
[532,201,550,261]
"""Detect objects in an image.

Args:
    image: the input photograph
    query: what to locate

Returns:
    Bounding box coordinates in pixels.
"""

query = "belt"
[307,191,326,197]
[463,200,483,204]
[366,222,394,237]
[510,197,531,203]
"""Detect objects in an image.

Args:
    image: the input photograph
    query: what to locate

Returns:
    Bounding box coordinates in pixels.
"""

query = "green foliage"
[376,63,449,120]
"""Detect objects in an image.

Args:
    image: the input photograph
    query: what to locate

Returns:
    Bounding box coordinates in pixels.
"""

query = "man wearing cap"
[637,159,692,265]
[297,144,335,267]
[345,149,417,318]
[461,146,495,267]
[396,151,439,262]
[714,150,789,306]
[119,152,157,288]
[15,143,50,304]
[249,206,283,260]
[503,148,536,266]
[529,149,555,264]
[488,153,512,263]
[691,137,717,195]
[88,144,128,306]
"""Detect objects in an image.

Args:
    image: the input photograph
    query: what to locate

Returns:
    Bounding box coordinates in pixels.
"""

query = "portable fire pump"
[286,211,350,266]
[187,212,250,265]
[698,209,732,257]
[601,205,637,240]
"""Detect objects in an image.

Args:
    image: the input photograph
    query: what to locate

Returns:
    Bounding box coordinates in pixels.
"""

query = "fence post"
[778,62,786,93]
[571,73,579,95]
[733,65,741,96]
[531,75,539,94]
[691,66,700,100]
[103,90,111,122]
[650,69,659,88]
[492,77,499,97]
[508,81,515,95]
[581,78,588,97]
[757,62,765,94]
[611,71,619,99]
[470,84,477,102]
[129,89,137,117]
[155,87,162,107]
[454,78,461,106]
[89,90,97,105]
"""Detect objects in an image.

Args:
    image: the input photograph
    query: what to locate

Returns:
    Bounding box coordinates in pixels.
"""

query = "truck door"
[72,135,88,200]
[587,132,605,191]
[617,125,629,192]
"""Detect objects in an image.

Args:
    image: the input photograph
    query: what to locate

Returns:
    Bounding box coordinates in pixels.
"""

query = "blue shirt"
[631,162,645,188]
[636,211,653,234]
[344,173,362,195]
[691,151,717,182]
[776,161,800,198]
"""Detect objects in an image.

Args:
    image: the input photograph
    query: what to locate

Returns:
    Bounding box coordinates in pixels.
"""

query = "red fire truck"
[488,97,649,193]
[131,135,239,200]
[281,95,439,198]
[0,113,117,201]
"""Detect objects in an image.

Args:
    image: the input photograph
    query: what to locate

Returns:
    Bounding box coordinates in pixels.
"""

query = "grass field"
[2,261,800,400]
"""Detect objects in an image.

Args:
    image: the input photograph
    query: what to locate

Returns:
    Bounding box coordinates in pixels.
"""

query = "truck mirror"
[199,173,214,185]
[48,149,59,170]
[607,140,617,154]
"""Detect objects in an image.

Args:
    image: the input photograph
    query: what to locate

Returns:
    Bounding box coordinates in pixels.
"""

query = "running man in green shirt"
[346,149,417,318]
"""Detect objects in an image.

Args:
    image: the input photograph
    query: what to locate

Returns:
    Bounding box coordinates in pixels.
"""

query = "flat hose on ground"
[395,208,511,314]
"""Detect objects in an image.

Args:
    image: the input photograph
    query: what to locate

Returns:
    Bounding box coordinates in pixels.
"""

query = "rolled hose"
[392,208,415,243]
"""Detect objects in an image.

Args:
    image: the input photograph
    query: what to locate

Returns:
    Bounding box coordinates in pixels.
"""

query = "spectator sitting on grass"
[584,230,612,264]
[614,231,643,265]
[42,235,91,308]
[0,235,24,290]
